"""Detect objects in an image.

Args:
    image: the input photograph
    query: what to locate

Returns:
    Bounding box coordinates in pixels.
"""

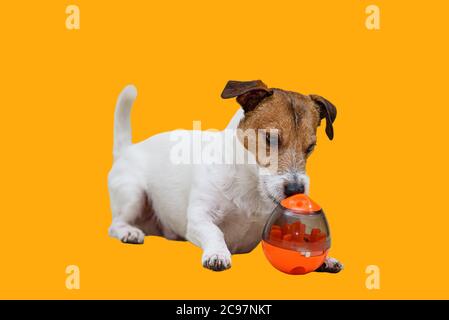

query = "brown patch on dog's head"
[221,80,337,199]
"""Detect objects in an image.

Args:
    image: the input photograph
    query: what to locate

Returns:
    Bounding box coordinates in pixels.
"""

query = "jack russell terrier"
[108,80,343,273]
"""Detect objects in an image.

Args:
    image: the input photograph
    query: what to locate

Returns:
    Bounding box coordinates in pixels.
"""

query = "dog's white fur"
[108,85,310,270]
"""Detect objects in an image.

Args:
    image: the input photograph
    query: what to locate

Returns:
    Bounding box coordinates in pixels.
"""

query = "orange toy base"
[262,241,328,275]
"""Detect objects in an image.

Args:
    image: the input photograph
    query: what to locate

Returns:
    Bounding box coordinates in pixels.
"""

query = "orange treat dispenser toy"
[261,194,331,275]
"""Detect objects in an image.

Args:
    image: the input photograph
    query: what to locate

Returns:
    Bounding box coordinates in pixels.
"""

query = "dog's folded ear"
[310,95,337,140]
[221,80,273,113]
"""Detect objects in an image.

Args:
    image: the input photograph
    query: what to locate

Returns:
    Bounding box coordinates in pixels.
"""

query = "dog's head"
[221,80,337,203]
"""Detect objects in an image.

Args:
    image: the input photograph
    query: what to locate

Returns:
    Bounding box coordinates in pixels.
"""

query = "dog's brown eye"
[266,132,280,147]
[306,143,316,154]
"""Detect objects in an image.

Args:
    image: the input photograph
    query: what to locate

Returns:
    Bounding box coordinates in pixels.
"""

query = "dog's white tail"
[113,85,137,160]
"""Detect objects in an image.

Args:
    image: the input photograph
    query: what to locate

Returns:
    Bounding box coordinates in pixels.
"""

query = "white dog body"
[108,85,277,269]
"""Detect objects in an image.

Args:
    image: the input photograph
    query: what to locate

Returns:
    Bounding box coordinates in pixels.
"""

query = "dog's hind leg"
[108,182,147,244]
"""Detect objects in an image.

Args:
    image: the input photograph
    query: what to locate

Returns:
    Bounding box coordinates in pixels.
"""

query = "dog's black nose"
[284,182,305,197]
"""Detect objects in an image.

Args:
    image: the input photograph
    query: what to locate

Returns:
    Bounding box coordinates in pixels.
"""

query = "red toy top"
[280,193,321,214]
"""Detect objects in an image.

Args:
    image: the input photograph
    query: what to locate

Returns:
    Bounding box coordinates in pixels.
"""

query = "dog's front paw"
[202,250,232,272]
[121,227,145,244]
[109,223,145,244]
[315,257,344,273]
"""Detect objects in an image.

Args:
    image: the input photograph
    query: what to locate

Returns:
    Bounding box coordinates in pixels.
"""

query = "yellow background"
[0,0,448,299]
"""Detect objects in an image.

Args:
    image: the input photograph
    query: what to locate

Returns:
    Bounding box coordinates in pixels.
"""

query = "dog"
[108,80,343,272]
